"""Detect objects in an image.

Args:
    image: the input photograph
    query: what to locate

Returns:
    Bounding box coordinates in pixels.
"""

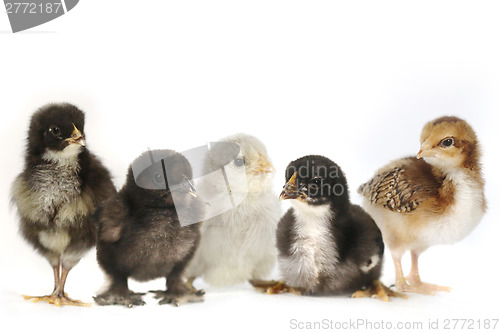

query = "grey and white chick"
[267,155,401,301]
[186,133,281,287]
[10,103,116,306]
[94,149,205,307]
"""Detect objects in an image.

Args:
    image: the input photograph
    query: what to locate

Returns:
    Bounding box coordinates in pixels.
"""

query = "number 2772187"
[5,2,63,14]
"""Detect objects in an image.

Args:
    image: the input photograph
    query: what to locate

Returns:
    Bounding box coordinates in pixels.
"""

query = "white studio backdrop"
[1,1,499,333]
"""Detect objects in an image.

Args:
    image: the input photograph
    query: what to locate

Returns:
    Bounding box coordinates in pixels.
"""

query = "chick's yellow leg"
[405,251,451,293]
[352,280,407,302]
[57,265,91,306]
[23,264,90,307]
[392,252,446,295]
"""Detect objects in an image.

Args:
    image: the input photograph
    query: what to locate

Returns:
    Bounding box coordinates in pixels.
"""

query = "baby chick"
[94,149,205,307]
[267,155,398,300]
[358,116,486,294]
[185,133,281,287]
[10,103,116,306]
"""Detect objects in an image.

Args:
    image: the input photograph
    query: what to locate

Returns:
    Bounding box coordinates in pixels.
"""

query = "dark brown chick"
[11,103,116,306]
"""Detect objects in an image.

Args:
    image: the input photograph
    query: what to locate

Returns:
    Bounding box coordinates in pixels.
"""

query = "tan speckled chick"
[358,116,486,295]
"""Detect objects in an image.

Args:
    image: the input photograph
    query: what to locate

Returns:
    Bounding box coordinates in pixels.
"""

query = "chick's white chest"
[186,190,281,285]
[34,162,81,210]
[25,153,83,228]
[280,203,338,289]
[422,170,485,246]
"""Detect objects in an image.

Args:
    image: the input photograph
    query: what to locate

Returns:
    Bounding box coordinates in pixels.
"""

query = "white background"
[1,1,499,332]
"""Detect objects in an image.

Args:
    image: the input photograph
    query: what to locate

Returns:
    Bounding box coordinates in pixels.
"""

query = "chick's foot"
[23,292,90,307]
[404,277,451,294]
[251,280,303,295]
[150,289,205,307]
[93,291,146,308]
[352,280,407,302]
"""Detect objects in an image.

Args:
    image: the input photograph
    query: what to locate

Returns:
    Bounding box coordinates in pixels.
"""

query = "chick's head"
[28,103,86,159]
[418,116,480,171]
[128,149,196,208]
[280,155,350,213]
[222,133,275,194]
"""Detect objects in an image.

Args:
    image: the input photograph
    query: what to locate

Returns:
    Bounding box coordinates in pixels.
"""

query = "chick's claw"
[397,281,450,295]
[93,292,146,308]
[150,289,205,306]
[416,282,451,293]
[404,276,451,294]
[251,280,302,295]
[351,280,407,302]
[23,294,91,307]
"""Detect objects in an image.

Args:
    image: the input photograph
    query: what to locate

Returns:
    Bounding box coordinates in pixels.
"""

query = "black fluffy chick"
[10,103,116,306]
[94,149,205,307]
[271,155,401,301]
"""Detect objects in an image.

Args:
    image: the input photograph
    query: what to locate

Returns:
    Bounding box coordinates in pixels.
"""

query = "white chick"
[186,133,281,287]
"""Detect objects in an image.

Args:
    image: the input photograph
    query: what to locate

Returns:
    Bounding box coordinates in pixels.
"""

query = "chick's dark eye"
[440,138,454,147]
[49,126,61,137]
[312,178,322,185]
[233,157,245,167]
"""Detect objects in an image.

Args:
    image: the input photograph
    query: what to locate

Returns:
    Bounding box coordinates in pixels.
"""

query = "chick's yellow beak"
[254,155,275,174]
[66,124,86,147]
[416,140,436,159]
[417,149,429,159]
[279,172,305,201]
